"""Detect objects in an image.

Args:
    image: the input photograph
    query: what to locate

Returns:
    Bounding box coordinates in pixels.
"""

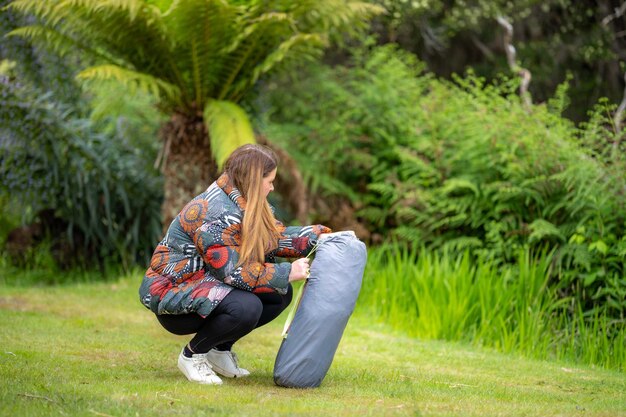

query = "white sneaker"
[177,349,223,385]
[206,349,250,378]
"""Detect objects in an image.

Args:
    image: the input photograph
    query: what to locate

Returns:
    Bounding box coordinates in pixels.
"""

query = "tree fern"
[203,99,255,169]
[8,0,383,229]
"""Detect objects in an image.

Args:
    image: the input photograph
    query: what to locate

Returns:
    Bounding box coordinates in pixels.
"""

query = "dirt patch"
[0,295,33,312]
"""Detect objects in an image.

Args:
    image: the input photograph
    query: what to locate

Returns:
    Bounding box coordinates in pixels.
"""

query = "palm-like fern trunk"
[160,112,218,230]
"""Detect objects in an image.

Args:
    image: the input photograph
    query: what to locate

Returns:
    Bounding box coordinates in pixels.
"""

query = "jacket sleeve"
[275,222,332,258]
[193,219,291,294]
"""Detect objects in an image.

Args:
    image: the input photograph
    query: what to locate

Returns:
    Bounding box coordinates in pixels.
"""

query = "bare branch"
[419,22,446,53]
[519,69,532,108]
[615,29,626,38]
[614,72,626,133]
[496,16,515,67]
[471,35,495,61]
[602,2,626,26]
[497,16,532,109]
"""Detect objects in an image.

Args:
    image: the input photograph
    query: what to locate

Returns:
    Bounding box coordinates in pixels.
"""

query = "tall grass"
[360,243,625,371]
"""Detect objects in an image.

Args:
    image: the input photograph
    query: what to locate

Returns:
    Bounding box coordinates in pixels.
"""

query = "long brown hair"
[225,144,281,265]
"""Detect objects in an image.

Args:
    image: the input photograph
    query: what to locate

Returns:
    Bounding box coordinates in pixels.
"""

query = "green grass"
[360,245,626,371]
[0,273,624,417]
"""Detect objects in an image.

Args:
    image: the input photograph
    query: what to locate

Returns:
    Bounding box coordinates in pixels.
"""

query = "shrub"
[260,44,625,322]
[0,75,163,269]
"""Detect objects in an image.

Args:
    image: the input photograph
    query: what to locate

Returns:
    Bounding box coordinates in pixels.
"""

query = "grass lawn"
[0,274,624,417]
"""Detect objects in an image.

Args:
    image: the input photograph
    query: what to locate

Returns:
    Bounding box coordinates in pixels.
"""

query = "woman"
[139,144,330,385]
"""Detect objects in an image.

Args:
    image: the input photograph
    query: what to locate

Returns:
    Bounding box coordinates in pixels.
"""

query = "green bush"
[260,44,625,322]
[0,75,163,270]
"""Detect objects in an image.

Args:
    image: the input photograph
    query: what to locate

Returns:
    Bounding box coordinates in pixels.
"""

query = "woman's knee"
[241,295,263,328]
[221,290,263,328]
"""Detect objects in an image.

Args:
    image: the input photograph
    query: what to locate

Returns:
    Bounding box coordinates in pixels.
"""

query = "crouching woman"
[139,144,330,385]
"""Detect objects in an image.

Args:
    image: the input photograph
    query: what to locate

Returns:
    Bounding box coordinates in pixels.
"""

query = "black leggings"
[156,285,293,354]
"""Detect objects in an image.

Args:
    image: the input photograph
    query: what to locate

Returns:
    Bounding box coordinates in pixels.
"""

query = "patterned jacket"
[139,173,331,317]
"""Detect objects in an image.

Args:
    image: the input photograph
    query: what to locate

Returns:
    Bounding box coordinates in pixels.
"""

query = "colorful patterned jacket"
[139,173,331,317]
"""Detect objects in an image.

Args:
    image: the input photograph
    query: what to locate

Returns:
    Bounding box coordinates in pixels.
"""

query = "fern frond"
[216,10,296,101]
[203,100,255,170]
[52,0,163,24]
[441,237,484,252]
[441,178,480,197]
[9,0,176,85]
[251,33,325,84]
[397,148,439,181]
[224,32,325,102]
[357,206,390,228]
[77,65,181,104]
[291,0,384,40]
[164,0,239,106]
[528,219,565,244]
[394,206,422,223]
[144,0,173,12]
[6,26,112,61]
[90,0,144,21]
[6,0,55,21]
[222,12,293,55]
[367,182,398,200]
[392,226,423,244]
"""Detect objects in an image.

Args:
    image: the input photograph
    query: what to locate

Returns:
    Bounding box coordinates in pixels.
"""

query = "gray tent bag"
[273,232,367,388]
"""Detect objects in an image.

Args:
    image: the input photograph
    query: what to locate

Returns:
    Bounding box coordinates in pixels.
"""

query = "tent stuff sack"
[273,231,367,388]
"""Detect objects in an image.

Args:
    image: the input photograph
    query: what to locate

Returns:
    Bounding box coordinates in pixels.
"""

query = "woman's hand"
[288,257,311,282]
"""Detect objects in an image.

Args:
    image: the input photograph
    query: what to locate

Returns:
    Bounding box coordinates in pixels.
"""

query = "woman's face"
[262,168,277,198]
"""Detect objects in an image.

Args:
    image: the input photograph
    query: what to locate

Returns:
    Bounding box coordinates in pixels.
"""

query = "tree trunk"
[158,120,363,236]
[158,111,218,231]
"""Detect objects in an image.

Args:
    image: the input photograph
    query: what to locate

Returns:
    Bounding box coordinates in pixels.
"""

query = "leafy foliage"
[6,0,384,232]
[203,99,256,170]
[0,0,83,105]
[86,79,165,157]
[7,0,383,167]
[370,0,626,121]
[0,75,163,268]
[261,45,626,322]
[1,1,164,269]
